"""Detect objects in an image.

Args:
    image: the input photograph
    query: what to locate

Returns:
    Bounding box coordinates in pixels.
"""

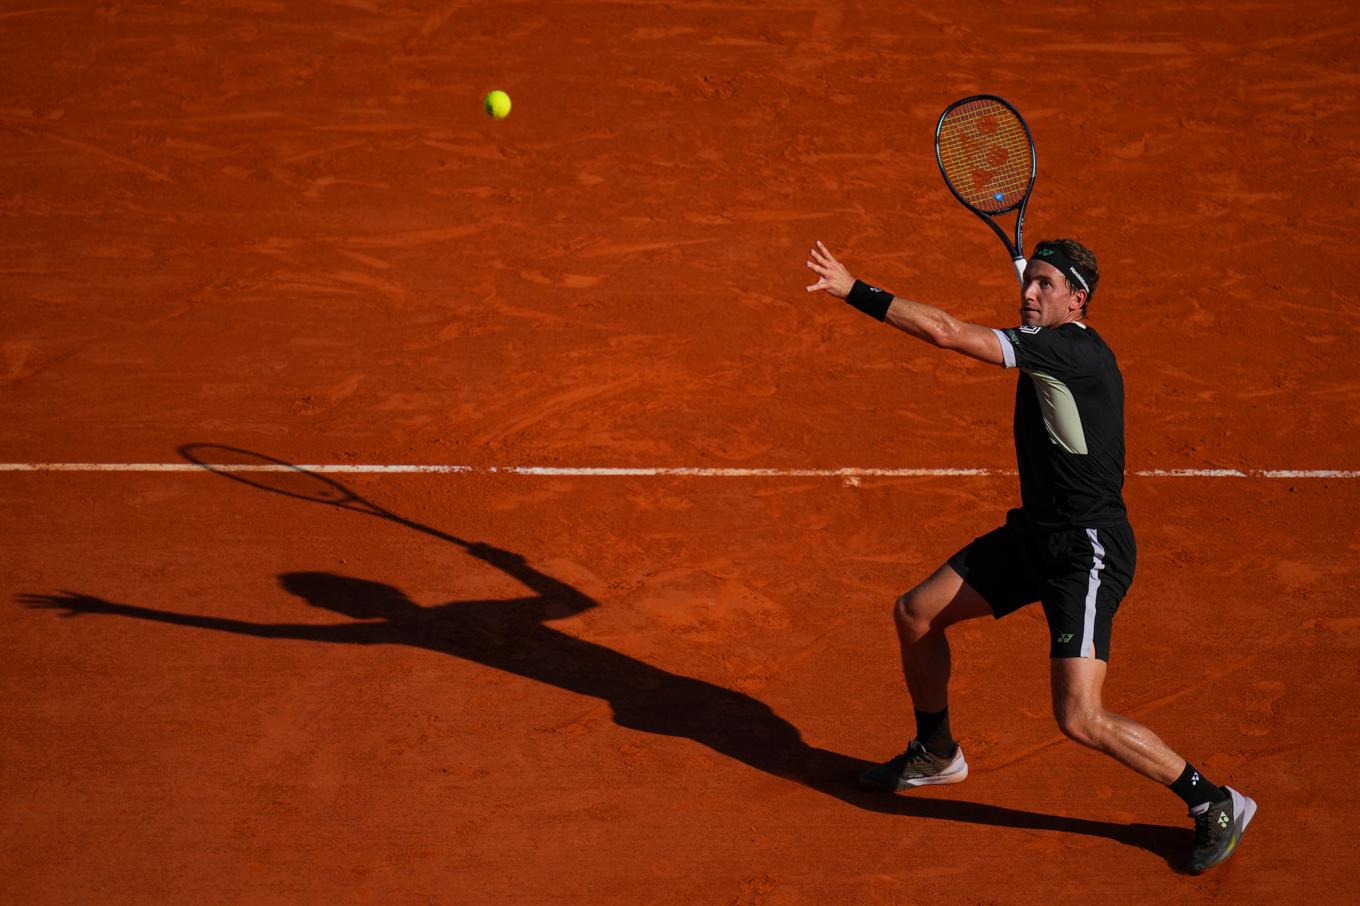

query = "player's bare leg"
[1051,656,1257,873]
[894,563,992,713]
[859,563,991,792]
[1049,656,1183,782]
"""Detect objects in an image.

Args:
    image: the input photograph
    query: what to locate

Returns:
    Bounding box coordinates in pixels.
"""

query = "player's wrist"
[844,280,893,321]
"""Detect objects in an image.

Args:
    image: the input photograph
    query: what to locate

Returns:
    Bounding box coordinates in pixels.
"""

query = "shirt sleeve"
[992,329,1017,368]
[995,325,1089,378]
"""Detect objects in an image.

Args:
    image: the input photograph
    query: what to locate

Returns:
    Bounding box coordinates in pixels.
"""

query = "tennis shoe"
[858,740,968,792]
[1187,786,1257,874]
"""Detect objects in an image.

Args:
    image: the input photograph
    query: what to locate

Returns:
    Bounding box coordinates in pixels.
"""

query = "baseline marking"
[0,464,1357,478]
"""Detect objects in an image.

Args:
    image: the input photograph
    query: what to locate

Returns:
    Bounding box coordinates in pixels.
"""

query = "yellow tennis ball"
[483,90,511,119]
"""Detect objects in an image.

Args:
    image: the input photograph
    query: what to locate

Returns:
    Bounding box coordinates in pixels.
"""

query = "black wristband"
[844,280,893,321]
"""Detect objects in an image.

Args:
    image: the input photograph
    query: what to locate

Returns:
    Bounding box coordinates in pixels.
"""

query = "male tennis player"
[804,238,1255,874]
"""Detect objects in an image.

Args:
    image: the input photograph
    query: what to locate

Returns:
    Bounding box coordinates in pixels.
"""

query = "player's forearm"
[830,274,1003,365]
[884,296,961,347]
[838,277,965,346]
[881,293,1005,366]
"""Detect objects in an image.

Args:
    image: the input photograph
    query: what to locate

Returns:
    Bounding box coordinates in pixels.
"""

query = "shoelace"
[1193,808,1224,846]
[893,743,941,772]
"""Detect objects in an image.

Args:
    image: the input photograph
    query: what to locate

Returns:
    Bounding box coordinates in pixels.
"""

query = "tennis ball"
[483,90,511,119]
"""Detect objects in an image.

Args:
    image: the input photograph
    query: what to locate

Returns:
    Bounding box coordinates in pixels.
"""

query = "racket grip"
[1012,256,1027,286]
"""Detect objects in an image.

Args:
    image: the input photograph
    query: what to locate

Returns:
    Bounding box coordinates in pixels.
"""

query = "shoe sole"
[1231,787,1258,848]
[859,754,969,792]
[1236,788,1258,832]
[897,759,969,789]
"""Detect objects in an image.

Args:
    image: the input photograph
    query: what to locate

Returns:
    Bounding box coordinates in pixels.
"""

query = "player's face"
[1020,260,1084,327]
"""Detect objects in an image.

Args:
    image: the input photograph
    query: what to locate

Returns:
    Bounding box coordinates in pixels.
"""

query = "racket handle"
[1012,256,1027,286]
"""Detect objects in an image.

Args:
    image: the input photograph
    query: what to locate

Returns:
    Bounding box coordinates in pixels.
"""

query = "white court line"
[0,463,1357,478]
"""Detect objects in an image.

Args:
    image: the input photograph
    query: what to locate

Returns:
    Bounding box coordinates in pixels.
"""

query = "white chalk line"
[0,463,1357,478]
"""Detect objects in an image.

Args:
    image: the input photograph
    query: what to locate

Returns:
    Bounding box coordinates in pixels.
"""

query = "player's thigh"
[1049,653,1108,719]
[895,562,993,637]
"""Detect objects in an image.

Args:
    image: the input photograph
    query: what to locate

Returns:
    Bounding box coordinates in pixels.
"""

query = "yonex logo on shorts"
[1057,633,1074,644]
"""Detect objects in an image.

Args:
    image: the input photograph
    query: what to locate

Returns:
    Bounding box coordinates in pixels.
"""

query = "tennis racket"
[178,444,473,550]
[934,95,1036,286]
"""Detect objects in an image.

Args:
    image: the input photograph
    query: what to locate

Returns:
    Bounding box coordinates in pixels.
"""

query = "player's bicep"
[942,321,1010,366]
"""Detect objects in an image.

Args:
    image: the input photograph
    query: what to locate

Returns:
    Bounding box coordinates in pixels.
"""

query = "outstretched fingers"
[804,240,853,298]
[805,240,830,290]
[18,591,113,617]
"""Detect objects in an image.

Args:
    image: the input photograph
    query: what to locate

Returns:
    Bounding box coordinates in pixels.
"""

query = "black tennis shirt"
[992,322,1128,529]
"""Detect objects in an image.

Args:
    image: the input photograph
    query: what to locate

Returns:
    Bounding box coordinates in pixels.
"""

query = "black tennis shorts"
[947,509,1136,661]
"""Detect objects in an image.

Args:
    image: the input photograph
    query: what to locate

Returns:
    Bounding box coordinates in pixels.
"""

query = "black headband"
[1031,245,1094,299]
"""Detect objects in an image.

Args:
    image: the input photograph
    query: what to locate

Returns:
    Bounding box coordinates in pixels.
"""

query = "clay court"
[4,1,1359,902]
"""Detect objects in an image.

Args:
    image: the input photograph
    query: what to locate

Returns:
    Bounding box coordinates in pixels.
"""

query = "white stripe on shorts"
[1081,528,1106,658]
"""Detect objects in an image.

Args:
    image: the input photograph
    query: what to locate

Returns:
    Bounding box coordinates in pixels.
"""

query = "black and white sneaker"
[858,740,968,792]
[1188,786,1257,874]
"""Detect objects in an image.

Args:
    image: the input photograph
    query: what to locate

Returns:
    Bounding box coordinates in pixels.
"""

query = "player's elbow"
[930,320,1004,366]
[925,317,966,351]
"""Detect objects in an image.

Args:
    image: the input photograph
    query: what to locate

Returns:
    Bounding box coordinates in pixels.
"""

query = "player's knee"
[893,590,932,643]
[1054,701,1103,747]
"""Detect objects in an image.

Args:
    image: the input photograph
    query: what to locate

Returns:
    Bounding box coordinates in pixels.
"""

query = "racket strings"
[181,444,363,507]
[179,444,471,547]
[938,100,1033,213]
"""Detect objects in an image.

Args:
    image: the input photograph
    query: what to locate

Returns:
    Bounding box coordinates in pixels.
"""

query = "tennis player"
[804,239,1255,874]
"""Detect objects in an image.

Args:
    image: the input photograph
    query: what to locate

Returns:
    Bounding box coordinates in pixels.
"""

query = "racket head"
[180,443,473,549]
[179,444,367,509]
[935,95,1036,216]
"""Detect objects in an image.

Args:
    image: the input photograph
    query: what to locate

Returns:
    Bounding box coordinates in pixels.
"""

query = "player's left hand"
[805,240,855,299]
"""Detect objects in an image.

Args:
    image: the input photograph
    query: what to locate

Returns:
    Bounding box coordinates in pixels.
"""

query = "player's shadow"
[21,464,1188,869]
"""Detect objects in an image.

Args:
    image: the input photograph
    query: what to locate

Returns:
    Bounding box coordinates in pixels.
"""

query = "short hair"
[1033,238,1099,316]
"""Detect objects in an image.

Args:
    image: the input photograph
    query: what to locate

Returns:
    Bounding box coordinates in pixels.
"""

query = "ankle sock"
[1169,762,1226,810]
[914,707,955,759]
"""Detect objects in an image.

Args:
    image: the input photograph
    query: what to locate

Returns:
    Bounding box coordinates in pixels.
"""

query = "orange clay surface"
[3,2,1359,903]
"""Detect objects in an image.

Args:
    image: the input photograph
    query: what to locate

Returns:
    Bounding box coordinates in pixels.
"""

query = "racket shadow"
[25,445,1188,867]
